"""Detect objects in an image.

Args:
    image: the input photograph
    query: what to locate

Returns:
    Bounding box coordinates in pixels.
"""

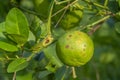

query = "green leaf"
[38,70,52,79]
[0,41,18,52]
[28,14,46,39]
[115,22,120,34]
[118,0,120,7]
[55,66,68,80]
[43,43,63,72]
[7,58,28,73]
[40,23,48,38]
[5,8,29,45]
[100,52,116,64]
[0,22,5,32]
[26,13,47,40]
[0,22,7,40]
[30,15,41,39]
[16,70,33,80]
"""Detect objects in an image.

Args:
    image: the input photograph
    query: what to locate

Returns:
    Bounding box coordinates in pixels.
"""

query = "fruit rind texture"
[56,31,94,67]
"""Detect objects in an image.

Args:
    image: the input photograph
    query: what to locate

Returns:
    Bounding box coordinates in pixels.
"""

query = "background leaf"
[114,22,120,34]
[16,70,33,80]
[55,66,72,80]
[118,0,120,7]
[38,70,52,79]
[7,58,28,73]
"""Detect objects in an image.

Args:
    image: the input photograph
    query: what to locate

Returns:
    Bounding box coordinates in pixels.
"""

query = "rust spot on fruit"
[83,48,85,51]
[67,38,69,40]
[69,35,72,37]
[82,53,86,57]
[84,44,86,47]
[65,45,70,48]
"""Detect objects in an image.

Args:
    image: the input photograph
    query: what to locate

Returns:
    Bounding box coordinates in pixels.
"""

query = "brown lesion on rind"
[65,45,70,48]
[83,44,86,51]
[83,48,86,51]
[68,35,72,37]
[84,44,86,47]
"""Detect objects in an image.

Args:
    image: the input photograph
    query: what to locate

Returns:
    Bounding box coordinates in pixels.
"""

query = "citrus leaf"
[43,43,63,72]
[29,15,41,39]
[100,52,116,64]
[16,70,33,80]
[5,8,29,45]
[27,14,47,39]
[118,0,120,7]
[0,41,18,52]
[7,58,28,73]
[115,22,120,34]
[38,70,52,79]
[0,22,6,40]
[0,22,5,32]
[55,66,71,80]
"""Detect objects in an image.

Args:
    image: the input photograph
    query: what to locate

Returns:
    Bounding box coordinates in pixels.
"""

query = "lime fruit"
[56,31,94,66]
[33,0,50,19]
[59,9,83,30]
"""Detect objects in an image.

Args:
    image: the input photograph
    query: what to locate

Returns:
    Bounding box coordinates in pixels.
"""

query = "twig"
[82,0,108,9]
[80,15,110,31]
[54,6,68,28]
[52,0,78,17]
[86,15,111,35]
[92,63,100,80]
[88,23,102,35]
[72,67,77,78]
[12,72,16,80]
[87,15,110,28]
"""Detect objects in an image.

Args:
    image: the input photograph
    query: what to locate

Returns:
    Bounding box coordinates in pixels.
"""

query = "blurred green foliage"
[0,0,120,80]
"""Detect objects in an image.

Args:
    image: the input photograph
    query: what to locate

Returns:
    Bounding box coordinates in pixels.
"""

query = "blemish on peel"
[84,44,86,47]
[68,35,72,37]
[65,45,70,48]
[83,48,85,51]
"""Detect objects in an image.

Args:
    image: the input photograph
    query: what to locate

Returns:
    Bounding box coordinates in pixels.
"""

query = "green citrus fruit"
[53,3,83,30]
[33,0,50,19]
[33,0,83,27]
[59,9,83,30]
[56,31,94,66]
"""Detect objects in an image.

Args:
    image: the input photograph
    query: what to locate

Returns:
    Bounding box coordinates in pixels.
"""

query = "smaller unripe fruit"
[59,9,83,30]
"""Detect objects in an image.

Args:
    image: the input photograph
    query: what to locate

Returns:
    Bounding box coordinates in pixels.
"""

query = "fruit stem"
[12,71,16,80]
[72,67,77,79]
